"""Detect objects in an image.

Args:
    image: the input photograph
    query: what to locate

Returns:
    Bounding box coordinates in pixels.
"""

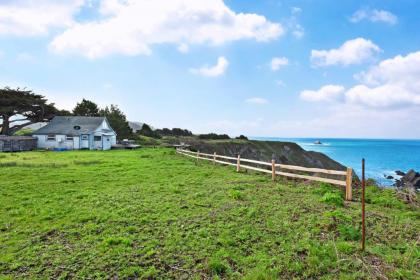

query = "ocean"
[251,137,420,186]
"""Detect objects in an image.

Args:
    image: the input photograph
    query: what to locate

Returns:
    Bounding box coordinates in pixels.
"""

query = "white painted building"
[33,116,117,150]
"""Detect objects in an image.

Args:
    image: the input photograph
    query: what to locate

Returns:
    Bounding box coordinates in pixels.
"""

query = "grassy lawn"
[0,149,418,279]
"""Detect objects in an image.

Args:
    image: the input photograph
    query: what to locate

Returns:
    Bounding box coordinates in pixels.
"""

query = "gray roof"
[33,116,111,136]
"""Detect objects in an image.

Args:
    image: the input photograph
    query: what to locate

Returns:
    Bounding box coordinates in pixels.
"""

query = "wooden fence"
[176,148,353,201]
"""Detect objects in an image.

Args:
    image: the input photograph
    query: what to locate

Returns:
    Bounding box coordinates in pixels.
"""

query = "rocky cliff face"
[183,139,347,171]
[394,169,420,192]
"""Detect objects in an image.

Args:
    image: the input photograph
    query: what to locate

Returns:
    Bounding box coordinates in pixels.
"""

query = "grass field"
[0,149,418,279]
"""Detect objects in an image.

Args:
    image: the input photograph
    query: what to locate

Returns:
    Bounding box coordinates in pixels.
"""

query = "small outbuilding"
[0,136,37,152]
[32,116,117,150]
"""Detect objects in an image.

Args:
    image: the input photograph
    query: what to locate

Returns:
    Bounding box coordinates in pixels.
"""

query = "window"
[47,135,55,141]
[66,135,74,141]
[73,125,81,130]
[94,136,102,141]
[81,135,89,140]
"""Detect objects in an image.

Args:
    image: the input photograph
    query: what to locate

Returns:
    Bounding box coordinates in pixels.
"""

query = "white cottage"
[33,116,117,150]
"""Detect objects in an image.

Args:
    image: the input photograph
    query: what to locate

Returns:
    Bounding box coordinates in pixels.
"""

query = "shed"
[32,116,117,150]
[0,136,37,152]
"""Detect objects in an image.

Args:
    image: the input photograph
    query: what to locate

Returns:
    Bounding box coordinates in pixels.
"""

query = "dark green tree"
[73,99,100,116]
[138,123,161,139]
[100,105,132,140]
[0,87,57,135]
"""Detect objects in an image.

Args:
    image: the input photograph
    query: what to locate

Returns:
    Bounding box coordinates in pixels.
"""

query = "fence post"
[271,159,276,181]
[345,168,353,201]
[213,152,216,165]
[196,150,200,164]
[361,159,366,251]
[237,154,241,172]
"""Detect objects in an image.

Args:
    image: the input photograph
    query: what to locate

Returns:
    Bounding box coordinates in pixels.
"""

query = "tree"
[0,87,57,135]
[198,133,230,140]
[236,135,248,140]
[73,99,100,116]
[100,105,132,140]
[138,123,161,139]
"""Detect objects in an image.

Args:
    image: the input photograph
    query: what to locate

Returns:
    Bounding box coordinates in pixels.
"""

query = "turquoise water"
[251,138,420,186]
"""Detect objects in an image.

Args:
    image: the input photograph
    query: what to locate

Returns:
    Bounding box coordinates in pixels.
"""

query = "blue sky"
[1,0,420,138]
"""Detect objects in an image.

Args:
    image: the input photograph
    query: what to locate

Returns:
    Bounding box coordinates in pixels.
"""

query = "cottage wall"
[34,135,80,150]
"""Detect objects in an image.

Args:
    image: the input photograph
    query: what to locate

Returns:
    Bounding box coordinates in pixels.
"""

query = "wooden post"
[196,150,200,164]
[345,168,353,201]
[362,159,366,251]
[271,159,276,181]
[213,152,216,165]
[236,154,241,172]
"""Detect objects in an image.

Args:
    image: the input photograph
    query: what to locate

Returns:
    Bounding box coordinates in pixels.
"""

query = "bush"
[198,133,230,140]
[208,258,229,275]
[235,135,248,140]
[138,123,161,139]
[320,192,344,206]
[366,186,405,209]
[338,225,361,241]
[229,189,245,200]
[155,127,193,137]
[135,135,161,146]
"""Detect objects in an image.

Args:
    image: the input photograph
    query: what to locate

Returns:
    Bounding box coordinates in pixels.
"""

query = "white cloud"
[303,51,420,109]
[50,0,283,59]
[190,56,229,77]
[345,51,420,108]
[300,85,345,102]
[245,97,268,104]
[177,43,190,54]
[270,57,289,71]
[286,7,304,39]
[350,8,397,25]
[0,0,84,36]
[311,38,381,67]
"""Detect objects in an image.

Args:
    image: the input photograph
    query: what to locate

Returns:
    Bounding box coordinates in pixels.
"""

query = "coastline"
[251,137,420,186]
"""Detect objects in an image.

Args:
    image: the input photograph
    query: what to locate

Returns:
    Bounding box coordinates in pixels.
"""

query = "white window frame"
[66,135,74,141]
[94,135,102,142]
[47,135,55,141]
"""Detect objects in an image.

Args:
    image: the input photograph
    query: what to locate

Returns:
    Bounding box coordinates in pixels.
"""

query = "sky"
[1,0,420,139]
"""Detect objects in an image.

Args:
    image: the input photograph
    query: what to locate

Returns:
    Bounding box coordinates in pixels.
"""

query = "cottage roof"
[33,116,111,136]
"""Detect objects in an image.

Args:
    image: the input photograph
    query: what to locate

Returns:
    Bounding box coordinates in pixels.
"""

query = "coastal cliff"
[178,139,347,171]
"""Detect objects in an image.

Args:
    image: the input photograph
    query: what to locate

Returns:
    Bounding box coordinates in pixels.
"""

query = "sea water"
[251,138,420,186]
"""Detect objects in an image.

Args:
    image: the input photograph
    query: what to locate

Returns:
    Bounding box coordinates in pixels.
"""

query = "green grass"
[0,149,418,279]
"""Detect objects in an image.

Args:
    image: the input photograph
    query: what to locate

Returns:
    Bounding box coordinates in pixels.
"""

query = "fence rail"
[176,148,353,201]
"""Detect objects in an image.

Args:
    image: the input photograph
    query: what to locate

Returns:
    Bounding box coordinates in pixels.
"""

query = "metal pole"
[362,158,366,251]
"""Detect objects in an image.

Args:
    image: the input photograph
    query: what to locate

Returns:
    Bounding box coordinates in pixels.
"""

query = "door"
[103,136,112,150]
[81,134,89,149]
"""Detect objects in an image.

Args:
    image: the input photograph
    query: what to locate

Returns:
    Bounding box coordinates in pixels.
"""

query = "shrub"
[313,182,336,196]
[198,133,230,140]
[338,225,361,241]
[135,135,161,146]
[208,258,229,275]
[320,192,344,206]
[235,135,248,140]
[229,189,244,200]
[104,237,132,247]
[366,186,405,209]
